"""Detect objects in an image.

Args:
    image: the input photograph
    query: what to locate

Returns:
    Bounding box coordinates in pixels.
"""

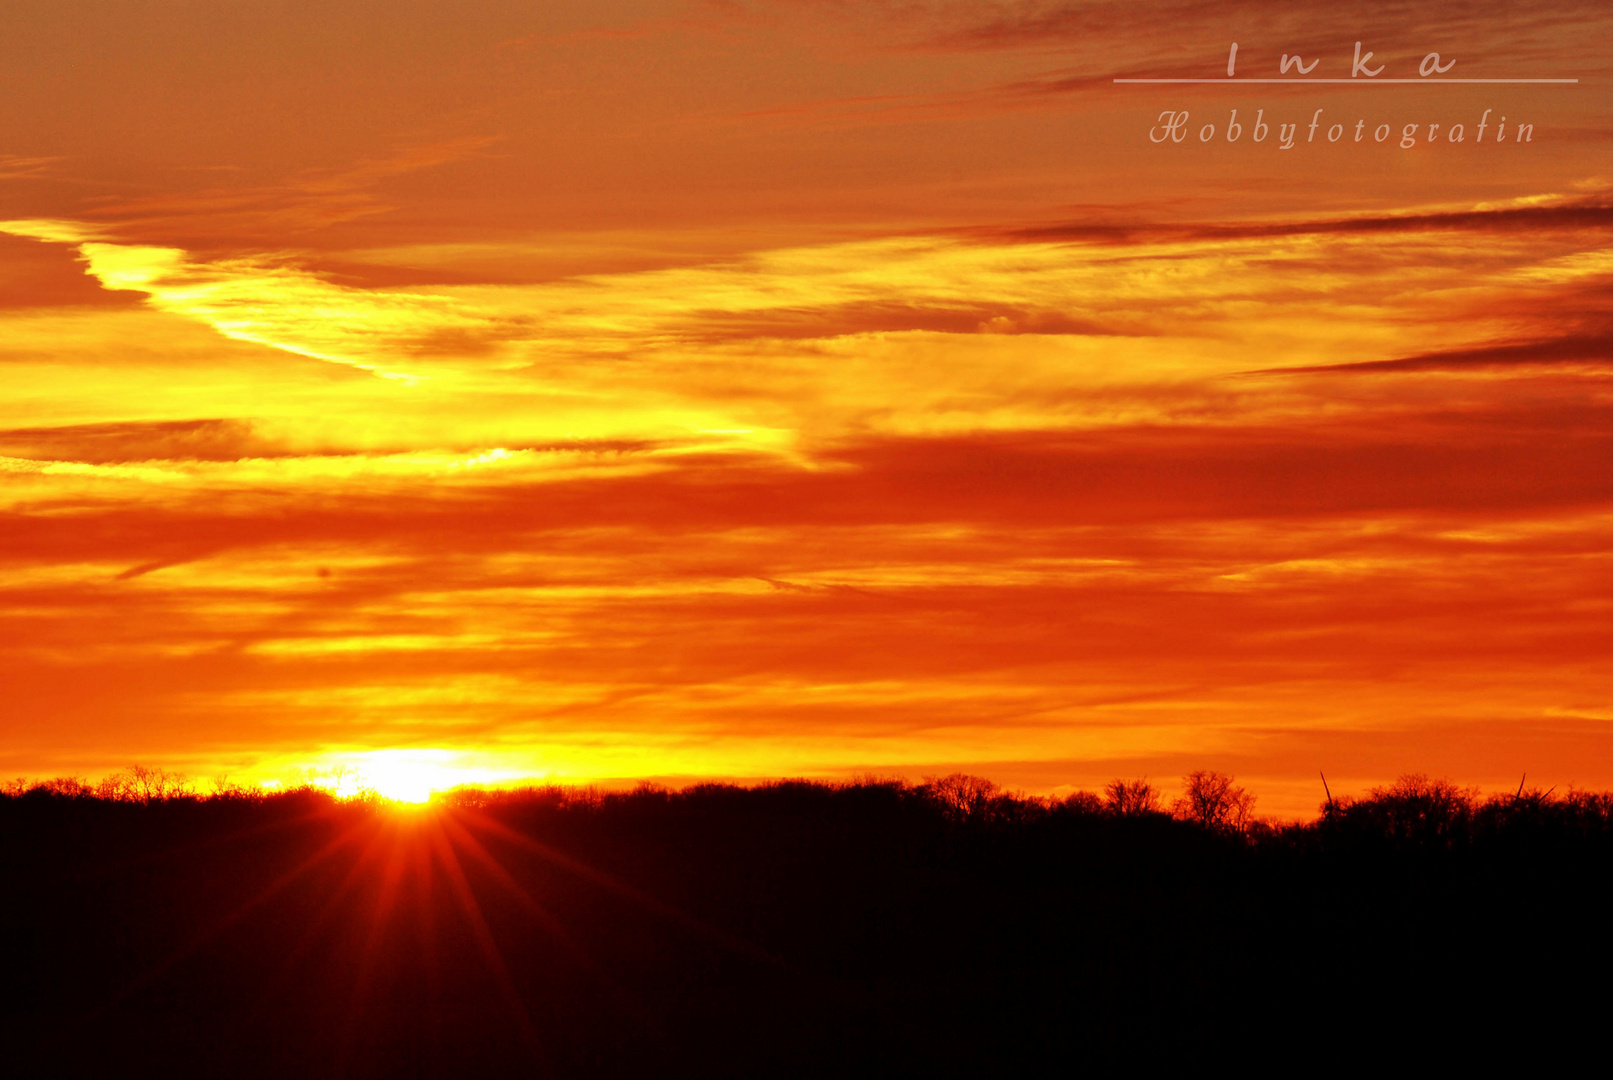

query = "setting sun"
[329,749,506,804]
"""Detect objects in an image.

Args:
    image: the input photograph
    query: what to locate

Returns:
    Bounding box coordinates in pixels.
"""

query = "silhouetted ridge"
[2,773,1609,1075]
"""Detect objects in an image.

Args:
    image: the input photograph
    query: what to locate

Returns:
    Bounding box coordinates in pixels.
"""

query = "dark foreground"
[3,776,1611,1077]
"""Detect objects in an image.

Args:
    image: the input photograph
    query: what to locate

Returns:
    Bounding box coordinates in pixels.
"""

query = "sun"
[352,749,466,804]
[291,748,528,804]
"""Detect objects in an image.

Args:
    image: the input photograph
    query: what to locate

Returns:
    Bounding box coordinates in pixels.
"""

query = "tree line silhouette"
[2,769,1609,1075]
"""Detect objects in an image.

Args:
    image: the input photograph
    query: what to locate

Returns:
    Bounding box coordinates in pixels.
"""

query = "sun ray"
[437,809,628,997]
[408,823,445,1060]
[250,816,398,1010]
[458,808,778,964]
[424,817,545,1062]
[335,817,421,1078]
[113,808,373,1005]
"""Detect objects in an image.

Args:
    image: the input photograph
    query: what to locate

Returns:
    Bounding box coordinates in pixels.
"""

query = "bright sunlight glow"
[322,749,513,804]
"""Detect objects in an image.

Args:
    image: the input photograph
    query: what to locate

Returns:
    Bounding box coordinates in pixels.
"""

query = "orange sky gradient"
[2,1,1610,816]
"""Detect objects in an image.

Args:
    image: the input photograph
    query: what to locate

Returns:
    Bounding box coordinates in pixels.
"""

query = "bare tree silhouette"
[1061,790,1105,814]
[1173,770,1256,832]
[1103,778,1161,817]
[923,774,1002,822]
[96,765,191,803]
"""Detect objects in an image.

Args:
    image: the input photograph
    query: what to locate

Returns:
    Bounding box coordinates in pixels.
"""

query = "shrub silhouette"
[1321,773,1480,848]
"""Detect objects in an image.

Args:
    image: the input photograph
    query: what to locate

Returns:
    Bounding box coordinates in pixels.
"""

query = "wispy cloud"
[78,137,503,242]
[0,156,63,181]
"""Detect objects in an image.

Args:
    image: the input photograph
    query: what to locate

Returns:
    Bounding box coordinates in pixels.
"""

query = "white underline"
[1114,78,1578,84]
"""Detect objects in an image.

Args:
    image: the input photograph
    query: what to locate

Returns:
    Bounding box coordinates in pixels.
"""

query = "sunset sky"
[2,1,1609,815]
